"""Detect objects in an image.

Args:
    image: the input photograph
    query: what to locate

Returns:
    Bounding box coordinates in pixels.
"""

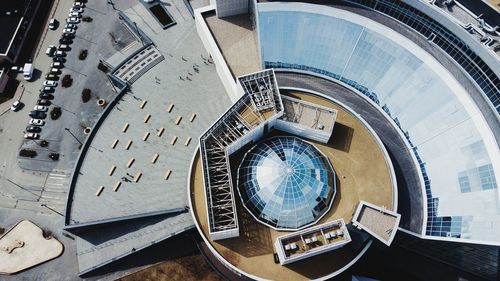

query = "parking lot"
[0,0,141,214]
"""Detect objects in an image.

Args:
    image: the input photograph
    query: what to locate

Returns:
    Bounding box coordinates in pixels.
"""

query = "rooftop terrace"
[191,90,396,280]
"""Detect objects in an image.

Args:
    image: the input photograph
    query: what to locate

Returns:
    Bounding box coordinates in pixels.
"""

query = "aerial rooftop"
[191,88,397,280]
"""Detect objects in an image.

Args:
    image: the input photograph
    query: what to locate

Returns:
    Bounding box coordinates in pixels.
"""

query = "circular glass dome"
[237,136,336,230]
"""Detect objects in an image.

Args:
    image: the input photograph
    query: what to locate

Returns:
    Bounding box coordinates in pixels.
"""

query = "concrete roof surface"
[76,212,194,275]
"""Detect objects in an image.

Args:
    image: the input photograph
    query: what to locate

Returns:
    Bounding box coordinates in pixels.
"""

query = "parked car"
[45,74,59,81]
[59,37,73,44]
[24,133,40,140]
[48,18,58,30]
[64,23,77,30]
[61,32,75,39]
[53,56,66,63]
[10,65,22,72]
[10,100,23,111]
[46,45,56,56]
[68,12,81,18]
[63,28,75,35]
[29,119,45,126]
[70,7,83,13]
[66,17,81,24]
[37,99,50,106]
[33,105,48,112]
[49,67,59,74]
[40,86,55,93]
[54,50,66,57]
[23,63,34,81]
[29,111,46,119]
[73,2,85,7]
[39,93,54,100]
[50,62,63,68]
[58,44,70,51]
[26,126,42,133]
[43,80,57,87]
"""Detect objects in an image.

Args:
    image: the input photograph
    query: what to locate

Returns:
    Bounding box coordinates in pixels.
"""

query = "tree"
[19,149,37,158]
[97,61,108,73]
[61,75,73,88]
[79,49,88,60]
[50,107,62,120]
[82,88,91,103]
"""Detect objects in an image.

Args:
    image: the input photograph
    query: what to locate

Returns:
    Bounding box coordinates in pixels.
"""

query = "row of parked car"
[25,2,86,140]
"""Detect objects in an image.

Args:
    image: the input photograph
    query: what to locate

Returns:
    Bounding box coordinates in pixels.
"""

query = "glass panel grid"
[237,137,335,230]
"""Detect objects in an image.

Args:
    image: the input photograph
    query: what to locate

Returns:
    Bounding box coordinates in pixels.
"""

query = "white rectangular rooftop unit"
[274,219,351,265]
[277,95,337,144]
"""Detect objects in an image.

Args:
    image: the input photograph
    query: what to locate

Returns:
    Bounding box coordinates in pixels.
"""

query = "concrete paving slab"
[0,207,79,281]
[0,220,63,275]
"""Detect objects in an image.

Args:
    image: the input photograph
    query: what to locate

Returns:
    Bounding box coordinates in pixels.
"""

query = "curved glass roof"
[258,3,500,242]
[237,137,335,230]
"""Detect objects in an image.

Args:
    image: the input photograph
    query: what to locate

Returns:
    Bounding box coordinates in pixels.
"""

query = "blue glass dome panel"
[237,137,335,230]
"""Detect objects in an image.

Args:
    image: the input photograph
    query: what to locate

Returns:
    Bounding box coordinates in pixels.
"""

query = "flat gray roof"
[76,212,194,275]
[66,2,231,227]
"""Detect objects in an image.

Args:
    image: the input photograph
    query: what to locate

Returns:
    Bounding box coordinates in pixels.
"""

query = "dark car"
[39,93,54,100]
[26,125,42,133]
[59,37,73,44]
[37,99,50,106]
[53,57,66,63]
[45,74,59,80]
[29,111,46,119]
[61,33,75,39]
[40,87,54,93]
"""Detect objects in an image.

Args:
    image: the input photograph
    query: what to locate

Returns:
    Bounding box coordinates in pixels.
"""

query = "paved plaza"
[1,0,232,279]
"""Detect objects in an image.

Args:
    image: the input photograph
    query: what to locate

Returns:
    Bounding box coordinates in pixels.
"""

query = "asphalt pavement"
[0,0,145,279]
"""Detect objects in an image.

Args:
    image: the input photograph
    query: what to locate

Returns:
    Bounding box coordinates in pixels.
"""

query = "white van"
[23,63,34,81]
[48,19,58,30]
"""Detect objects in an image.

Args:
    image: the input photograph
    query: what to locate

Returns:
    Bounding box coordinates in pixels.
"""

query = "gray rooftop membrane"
[66,1,231,227]
[76,212,194,275]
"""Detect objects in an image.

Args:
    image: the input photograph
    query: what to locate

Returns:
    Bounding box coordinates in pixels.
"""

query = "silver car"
[29,119,45,126]
[66,17,81,24]
[43,80,58,87]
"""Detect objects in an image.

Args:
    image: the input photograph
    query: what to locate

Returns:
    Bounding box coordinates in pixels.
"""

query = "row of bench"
[94,100,197,196]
